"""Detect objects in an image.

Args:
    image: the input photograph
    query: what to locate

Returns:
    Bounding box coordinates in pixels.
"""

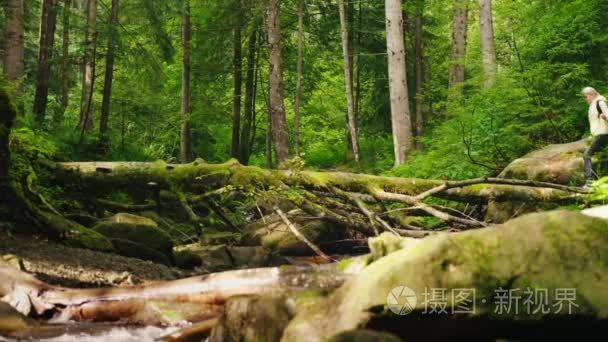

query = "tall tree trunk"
[78,0,98,133]
[478,0,496,88]
[3,0,25,84]
[448,0,468,91]
[239,27,258,165]
[230,0,243,159]
[338,0,360,163]
[180,0,193,163]
[33,0,58,125]
[294,0,304,157]
[413,0,425,149]
[385,0,413,166]
[58,0,71,122]
[266,0,290,164]
[99,0,119,143]
[0,88,17,203]
[354,0,362,133]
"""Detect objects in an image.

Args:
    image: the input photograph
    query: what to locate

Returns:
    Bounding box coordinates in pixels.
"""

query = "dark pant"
[584,134,608,180]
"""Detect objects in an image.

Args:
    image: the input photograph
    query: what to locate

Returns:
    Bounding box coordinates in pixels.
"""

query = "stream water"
[0,325,180,342]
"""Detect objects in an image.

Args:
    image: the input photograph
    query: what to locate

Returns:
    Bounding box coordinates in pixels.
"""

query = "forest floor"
[0,229,190,288]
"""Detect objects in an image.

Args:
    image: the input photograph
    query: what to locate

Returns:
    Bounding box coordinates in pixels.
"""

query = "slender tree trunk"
[266,0,290,164]
[413,0,425,149]
[385,0,413,166]
[354,0,362,134]
[448,0,468,91]
[230,0,243,159]
[79,0,98,133]
[294,0,304,157]
[33,0,58,125]
[478,0,496,88]
[338,0,360,163]
[99,0,119,143]
[3,0,25,84]
[180,0,193,163]
[239,27,258,165]
[58,0,72,122]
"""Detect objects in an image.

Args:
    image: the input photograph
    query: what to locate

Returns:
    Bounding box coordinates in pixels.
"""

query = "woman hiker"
[582,87,608,191]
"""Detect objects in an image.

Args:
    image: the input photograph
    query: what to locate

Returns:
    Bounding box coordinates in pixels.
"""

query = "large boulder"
[93,213,174,263]
[242,211,347,256]
[499,139,588,184]
[487,139,589,223]
[282,210,608,341]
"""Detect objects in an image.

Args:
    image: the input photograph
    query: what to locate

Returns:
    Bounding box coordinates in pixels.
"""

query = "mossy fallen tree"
[51,160,586,237]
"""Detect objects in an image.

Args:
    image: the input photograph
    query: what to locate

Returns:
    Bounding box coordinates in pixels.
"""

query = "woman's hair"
[582,87,598,96]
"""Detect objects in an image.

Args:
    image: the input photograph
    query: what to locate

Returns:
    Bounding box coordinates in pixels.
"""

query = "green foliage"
[8,0,608,179]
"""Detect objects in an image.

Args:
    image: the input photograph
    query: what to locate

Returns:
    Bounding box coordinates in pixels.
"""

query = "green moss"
[65,226,114,252]
[283,210,608,341]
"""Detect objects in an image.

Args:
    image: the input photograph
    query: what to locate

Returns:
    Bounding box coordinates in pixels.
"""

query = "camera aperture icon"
[387,286,417,315]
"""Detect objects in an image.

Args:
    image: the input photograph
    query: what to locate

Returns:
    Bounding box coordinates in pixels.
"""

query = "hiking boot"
[582,180,595,192]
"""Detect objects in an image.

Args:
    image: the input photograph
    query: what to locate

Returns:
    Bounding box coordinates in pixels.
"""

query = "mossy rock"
[176,244,233,272]
[109,238,172,266]
[499,139,588,185]
[242,212,346,256]
[282,210,608,341]
[93,218,173,258]
[64,227,115,253]
[210,295,292,342]
[105,213,158,227]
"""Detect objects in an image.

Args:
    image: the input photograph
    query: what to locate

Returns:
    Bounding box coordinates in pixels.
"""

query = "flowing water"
[0,325,180,342]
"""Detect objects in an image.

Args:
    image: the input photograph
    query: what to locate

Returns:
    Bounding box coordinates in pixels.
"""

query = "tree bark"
[0,262,346,326]
[3,0,25,84]
[33,0,58,125]
[478,0,496,88]
[58,0,72,120]
[78,0,98,133]
[294,0,305,157]
[0,88,17,203]
[385,0,413,166]
[413,0,425,148]
[180,0,193,163]
[54,161,582,205]
[99,0,119,142]
[230,0,243,159]
[448,0,468,91]
[266,0,290,164]
[239,27,258,165]
[338,0,360,163]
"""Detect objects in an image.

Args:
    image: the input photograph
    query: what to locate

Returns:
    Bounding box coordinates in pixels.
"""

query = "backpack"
[597,100,607,119]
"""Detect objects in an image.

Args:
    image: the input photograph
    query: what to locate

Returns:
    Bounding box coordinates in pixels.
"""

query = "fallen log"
[0,262,348,326]
[54,160,582,204]
[50,160,587,233]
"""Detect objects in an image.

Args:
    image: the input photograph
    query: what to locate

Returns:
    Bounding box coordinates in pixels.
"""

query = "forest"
[1,0,608,341]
